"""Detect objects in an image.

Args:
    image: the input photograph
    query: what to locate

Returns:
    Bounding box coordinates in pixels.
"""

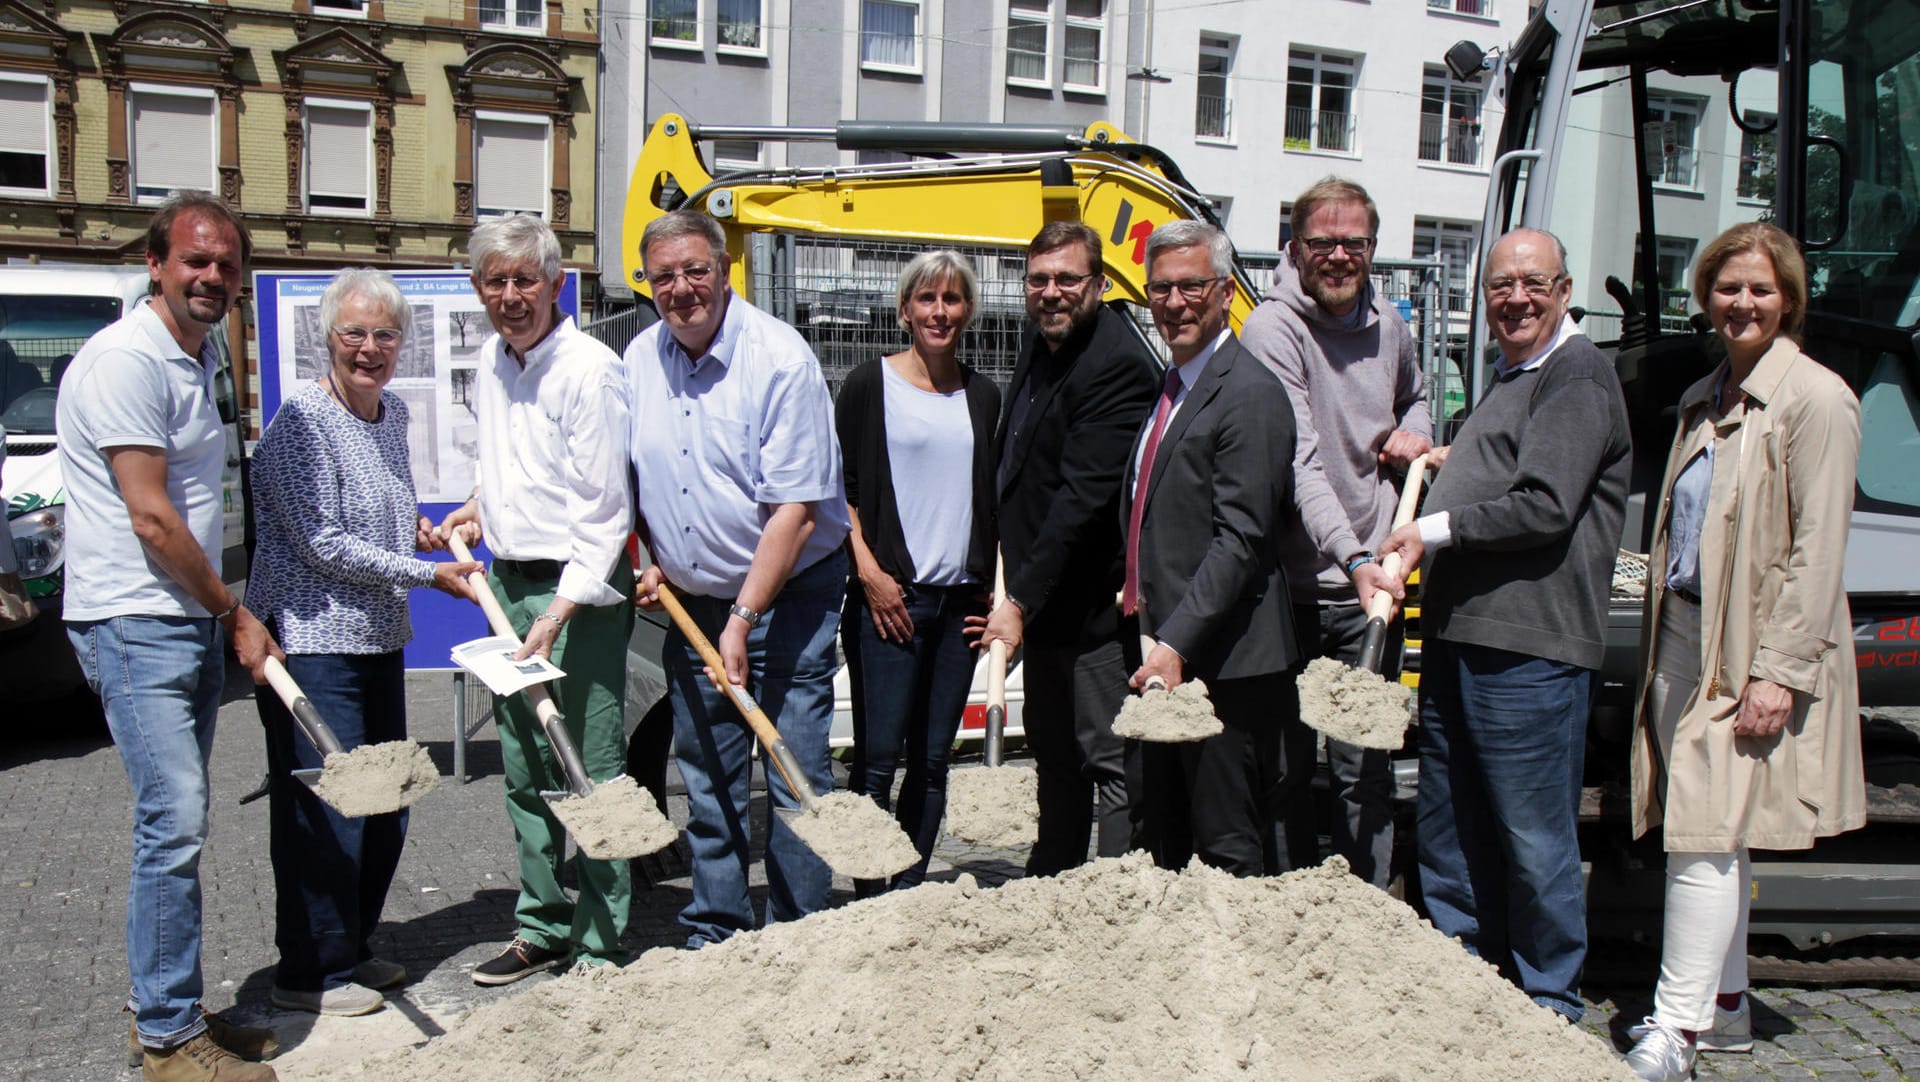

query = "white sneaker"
[1699,996,1753,1053]
[1626,1017,1697,1081]
[269,982,386,1017]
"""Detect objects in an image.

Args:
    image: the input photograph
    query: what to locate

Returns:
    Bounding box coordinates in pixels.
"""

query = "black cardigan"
[835,355,1001,589]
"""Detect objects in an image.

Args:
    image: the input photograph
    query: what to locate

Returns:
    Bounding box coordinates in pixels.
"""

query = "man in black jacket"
[978,221,1159,875]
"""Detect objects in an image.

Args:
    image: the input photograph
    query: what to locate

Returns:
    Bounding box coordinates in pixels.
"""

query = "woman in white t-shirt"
[835,250,1001,894]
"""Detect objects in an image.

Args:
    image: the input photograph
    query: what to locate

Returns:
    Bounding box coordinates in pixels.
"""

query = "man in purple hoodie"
[1239,178,1430,887]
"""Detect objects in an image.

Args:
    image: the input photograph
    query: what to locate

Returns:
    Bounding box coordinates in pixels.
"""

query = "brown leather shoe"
[128,1010,280,1068]
[142,1032,278,1081]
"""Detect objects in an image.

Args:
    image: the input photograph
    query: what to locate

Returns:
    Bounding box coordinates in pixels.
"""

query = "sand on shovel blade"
[787,791,920,879]
[1297,656,1415,750]
[311,741,440,817]
[1112,678,1223,742]
[548,774,679,860]
[945,766,1039,847]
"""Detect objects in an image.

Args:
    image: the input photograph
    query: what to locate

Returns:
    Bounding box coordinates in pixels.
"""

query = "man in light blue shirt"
[627,209,850,946]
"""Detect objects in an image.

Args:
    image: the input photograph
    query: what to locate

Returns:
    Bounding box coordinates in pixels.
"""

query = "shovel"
[262,657,438,817]
[1356,453,1431,673]
[943,553,1039,847]
[654,581,918,880]
[1115,600,1223,743]
[262,657,345,790]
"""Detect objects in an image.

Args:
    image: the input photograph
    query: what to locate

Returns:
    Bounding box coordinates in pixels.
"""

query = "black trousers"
[1138,672,1285,877]
[1020,635,1135,876]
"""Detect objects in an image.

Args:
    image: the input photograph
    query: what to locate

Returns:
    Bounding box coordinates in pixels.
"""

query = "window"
[1420,65,1482,166]
[1428,0,1492,14]
[480,0,543,32]
[861,0,921,72]
[649,0,699,46]
[1007,0,1050,86]
[129,86,216,202]
[1645,92,1705,188]
[856,149,911,166]
[1195,34,1233,140]
[719,0,765,53]
[1413,217,1478,311]
[0,75,51,198]
[1277,201,1294,248]
[305,101,371,215]
[1737,110,1776,202]
[1062,0,1104,92]
[474,113,549,217]
[312,0,367,14]
[1634,233,1699,327]
[1285,49,1359,154]
[710,139,762,171]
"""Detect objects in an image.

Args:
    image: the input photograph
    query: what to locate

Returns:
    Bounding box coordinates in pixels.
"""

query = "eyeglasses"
[1485,274,1565,298]
[1023,271,1099,293]
[479,275,546,295]
[1300,236,1375,256]
[1145,276,1227,301]
[332,324,403,348]
[647,263,716,291]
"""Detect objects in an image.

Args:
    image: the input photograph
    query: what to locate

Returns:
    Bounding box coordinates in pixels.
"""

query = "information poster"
[253,269,582,670]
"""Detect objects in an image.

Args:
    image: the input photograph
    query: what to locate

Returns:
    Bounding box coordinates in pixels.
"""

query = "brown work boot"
[142,1032,278,1081]
[128,1009,280,1067]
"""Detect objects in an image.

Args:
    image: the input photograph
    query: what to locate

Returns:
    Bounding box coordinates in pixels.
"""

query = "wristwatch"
[729,602,763,628]
[1344,551,1377,578]
[1004,594,1028,617]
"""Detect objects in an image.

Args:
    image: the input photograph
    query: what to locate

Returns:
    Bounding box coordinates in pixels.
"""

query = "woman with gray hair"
[248,268,478,1016]
[836,249,1000,893]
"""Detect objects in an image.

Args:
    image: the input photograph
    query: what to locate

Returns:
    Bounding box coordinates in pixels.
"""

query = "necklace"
[323,368,379,422]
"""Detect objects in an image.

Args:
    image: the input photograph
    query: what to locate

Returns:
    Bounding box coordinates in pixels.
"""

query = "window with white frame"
[710,139,762,171]
[313,0,368,14]
[1285,49,1359,154]
[649,0,699,46]
[718,0,765,52]
[474,113,549,217]
[1413,217,1478,310]
[861,0,921,72]
[1737,110,1776,202]
[305,101,371,214]
[1427,0,1492,15]
[1062,0,1104,92]
[1645,92,1705,188]
[1277,201,1294,248]
[1195,34,1234,140]
[1007,0,1050,86]
[1420,65,1482,166]
[129,85,216,203]
[1634,232,1699,323]
[0,75,51,198]
[480,0,543,32]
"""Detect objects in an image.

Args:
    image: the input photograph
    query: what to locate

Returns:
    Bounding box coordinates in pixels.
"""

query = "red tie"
[1122,366,1184,616]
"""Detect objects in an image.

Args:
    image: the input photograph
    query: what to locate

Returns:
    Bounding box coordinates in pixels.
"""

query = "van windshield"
[0,295,123,434]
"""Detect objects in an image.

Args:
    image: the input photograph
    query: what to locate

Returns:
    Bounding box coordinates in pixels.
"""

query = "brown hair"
[146,191,252,268]
[1692,221,1807,340]
[1027,220,1103,269]
[1290,177,1379,240]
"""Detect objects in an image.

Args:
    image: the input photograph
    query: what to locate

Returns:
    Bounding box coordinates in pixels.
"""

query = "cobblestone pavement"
[7,668,1920,1081]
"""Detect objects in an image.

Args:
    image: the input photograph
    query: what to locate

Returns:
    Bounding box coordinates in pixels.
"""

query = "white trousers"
[1652,848,1752,1031]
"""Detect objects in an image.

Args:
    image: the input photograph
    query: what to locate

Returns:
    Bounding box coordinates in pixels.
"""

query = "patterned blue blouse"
[248,382,437,654]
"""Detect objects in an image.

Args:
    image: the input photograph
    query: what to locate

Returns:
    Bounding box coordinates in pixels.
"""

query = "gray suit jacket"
[1123,333,1300,683]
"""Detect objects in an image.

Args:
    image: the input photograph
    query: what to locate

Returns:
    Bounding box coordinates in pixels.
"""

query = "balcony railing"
[651,9,699,42]
[1655,147,1698,188]
[1284,106,1356,154]
[1428,0,1492,15]
[1418,114,1482,166]
[1196,93,1231,139]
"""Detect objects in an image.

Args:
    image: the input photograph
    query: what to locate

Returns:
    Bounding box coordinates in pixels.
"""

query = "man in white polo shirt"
[58,191,281,1082]
[627,209,851,947]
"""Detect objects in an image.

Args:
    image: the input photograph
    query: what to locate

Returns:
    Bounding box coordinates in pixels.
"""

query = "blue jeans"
[844,581,987,893]
[666,551,845,947]
[1416,639,1593,1022]
[256,647,409,991]
[68,615,225,1048]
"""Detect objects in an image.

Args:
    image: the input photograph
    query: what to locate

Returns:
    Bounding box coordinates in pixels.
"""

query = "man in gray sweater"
[1240,178,1429,887]
[1380,228,1630,1023]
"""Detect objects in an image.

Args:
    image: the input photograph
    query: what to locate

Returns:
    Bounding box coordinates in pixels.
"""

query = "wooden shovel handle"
[1363,454,1432,626]
[653,581,808,800]
[263,657,344,757]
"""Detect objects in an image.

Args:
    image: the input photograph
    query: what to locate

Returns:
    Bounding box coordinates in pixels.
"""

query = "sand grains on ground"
[301,856,1632,1082]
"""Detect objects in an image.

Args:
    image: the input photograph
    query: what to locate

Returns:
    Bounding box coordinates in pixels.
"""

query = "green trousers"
[489,561,634,965]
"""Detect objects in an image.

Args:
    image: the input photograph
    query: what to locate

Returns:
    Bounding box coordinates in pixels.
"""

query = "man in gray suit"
[1123,219,1299,876]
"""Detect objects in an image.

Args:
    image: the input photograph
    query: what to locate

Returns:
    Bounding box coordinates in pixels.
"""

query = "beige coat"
[1630,337,1865,852]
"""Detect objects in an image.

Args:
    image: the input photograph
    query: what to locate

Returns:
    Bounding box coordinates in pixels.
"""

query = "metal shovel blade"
[291,767,324,790]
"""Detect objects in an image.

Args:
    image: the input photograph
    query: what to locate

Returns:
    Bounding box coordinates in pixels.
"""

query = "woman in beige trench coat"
[1626,223,1864,1082]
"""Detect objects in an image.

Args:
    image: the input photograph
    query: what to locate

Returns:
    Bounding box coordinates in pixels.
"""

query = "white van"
[0,265,245,709]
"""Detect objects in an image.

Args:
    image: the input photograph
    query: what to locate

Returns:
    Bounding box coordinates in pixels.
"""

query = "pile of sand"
[311,741,440,817]
[944,765,1039,847]
[1296,657,1415,750]
[1113,679,1223,743]
[548,775,679,860]
[787,791,921,879]
[305,856,1632,1082]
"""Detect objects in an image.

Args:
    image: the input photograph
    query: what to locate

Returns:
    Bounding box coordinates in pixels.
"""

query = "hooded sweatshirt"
[1239,250,1430,604]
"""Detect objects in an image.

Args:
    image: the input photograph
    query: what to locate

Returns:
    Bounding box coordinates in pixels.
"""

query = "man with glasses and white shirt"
[1379,228,1631,1023]
[976,221,1158,875]
[1239,178,1429,887]
[438,213,635,984]
[625,209,850,947]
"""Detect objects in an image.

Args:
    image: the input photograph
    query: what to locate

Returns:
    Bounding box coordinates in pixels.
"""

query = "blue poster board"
[252,269,581,670]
